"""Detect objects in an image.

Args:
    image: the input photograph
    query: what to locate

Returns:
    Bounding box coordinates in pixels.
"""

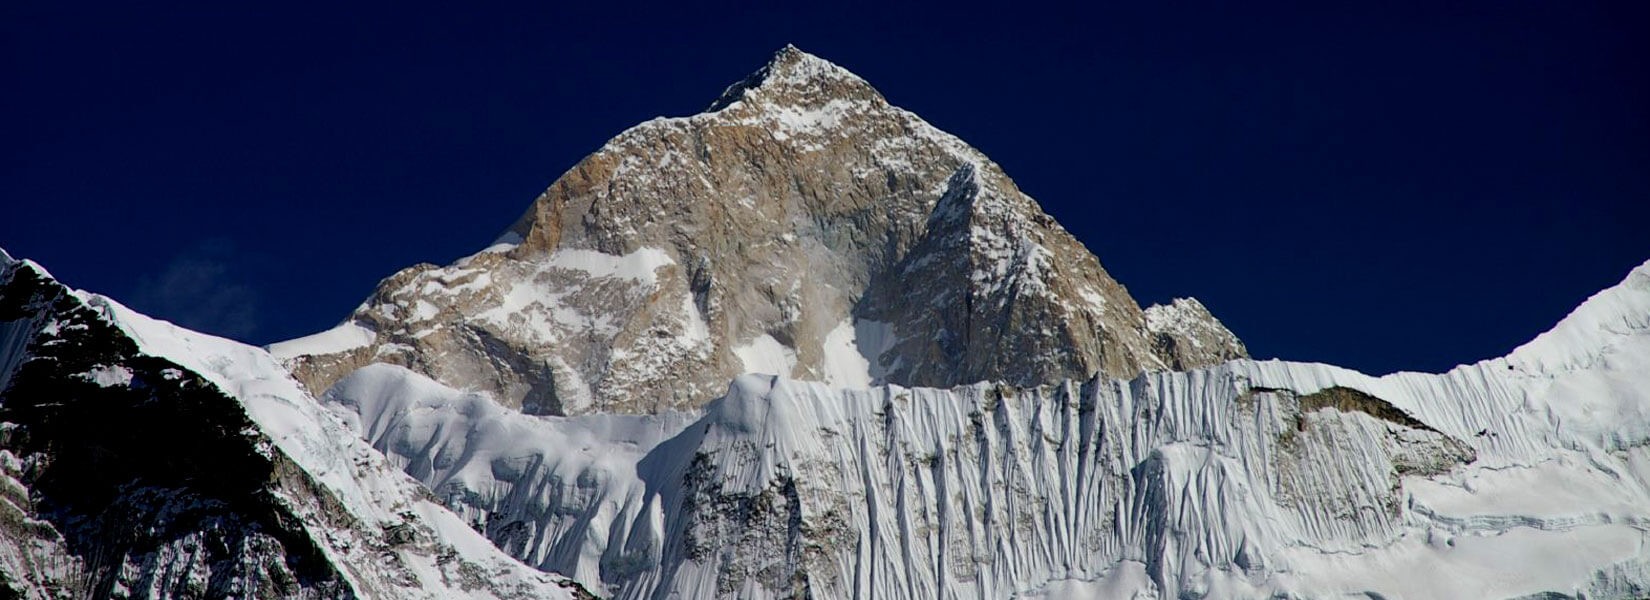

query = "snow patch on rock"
[817,319,897,389]
[734,334,797,377]
[78,364,133,387]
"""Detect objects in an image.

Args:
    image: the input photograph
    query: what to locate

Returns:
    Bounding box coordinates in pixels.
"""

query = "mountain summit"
[272,46,1246,414]
[704,44,876,112]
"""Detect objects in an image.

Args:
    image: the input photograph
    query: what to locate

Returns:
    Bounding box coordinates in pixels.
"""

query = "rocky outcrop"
[1144,297,1247,371]
[275,46,1246,414]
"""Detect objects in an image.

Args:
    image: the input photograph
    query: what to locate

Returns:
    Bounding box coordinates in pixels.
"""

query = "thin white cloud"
[132,239,260,339]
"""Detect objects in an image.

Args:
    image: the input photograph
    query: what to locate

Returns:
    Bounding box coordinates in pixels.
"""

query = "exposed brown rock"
[1296,386,1437,433]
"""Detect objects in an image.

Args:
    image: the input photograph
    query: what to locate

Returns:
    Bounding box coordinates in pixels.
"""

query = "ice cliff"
[323,260,1650,598]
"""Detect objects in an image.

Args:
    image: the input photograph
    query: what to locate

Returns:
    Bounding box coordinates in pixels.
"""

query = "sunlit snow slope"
[324,260,1650,599]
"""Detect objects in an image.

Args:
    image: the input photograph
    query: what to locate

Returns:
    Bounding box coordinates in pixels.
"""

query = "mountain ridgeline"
[272,46,1246,415]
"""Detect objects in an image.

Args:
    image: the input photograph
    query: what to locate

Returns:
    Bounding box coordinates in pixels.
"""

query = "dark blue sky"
[4,2,1646,375]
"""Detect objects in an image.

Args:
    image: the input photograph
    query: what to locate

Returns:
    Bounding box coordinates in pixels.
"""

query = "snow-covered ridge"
[0,254,585,599]
[1505,258,1650,374]
[325,259,1650,599]
[268,320,377,360]
[98,299,587,598]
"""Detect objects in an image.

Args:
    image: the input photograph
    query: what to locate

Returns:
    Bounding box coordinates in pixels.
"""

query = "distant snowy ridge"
[326,261,1650,598]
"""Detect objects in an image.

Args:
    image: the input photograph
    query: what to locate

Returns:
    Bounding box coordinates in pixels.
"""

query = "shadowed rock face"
[277,45,1247,414]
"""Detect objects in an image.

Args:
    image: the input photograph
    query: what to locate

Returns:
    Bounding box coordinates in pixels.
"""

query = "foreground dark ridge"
[0,252,588,599]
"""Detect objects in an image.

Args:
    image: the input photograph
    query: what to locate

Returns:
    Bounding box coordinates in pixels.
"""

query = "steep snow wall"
[326,260,1650,599]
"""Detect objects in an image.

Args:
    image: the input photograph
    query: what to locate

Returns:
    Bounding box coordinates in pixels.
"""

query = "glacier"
[322,261,1650,598]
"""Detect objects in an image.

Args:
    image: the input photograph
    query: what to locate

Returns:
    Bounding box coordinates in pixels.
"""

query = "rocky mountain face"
[272,46,1246,415]
[0,254,591,599]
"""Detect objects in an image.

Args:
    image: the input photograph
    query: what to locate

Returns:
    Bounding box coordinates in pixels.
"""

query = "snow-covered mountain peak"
[706,44,879,113]
[275,48,1247,414]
